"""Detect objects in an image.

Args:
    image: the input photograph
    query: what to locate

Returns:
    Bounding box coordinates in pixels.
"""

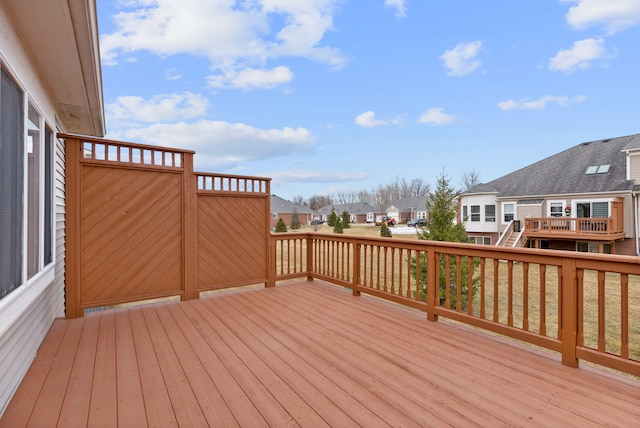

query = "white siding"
[460,194,499,233]
[0,7,66,416]
[629,153,640,182]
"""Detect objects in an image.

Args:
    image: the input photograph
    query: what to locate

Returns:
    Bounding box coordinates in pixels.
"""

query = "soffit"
[4,0,105,136]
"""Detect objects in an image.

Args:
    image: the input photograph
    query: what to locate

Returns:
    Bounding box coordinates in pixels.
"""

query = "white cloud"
[440,41,482,76]
[385,0,407,18]
[355,111,387,128]
[165,68,184,81]
[418,108,456,125]
[100,0,346,88]
[106,92,208,125]
[208,66,294,90]
[106,120,316,170]
[265,169,371,183]
[563,0,640,33]
[498,95,587,110]
[549,38,607,72]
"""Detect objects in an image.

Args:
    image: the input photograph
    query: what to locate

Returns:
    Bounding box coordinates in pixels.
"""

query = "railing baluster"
[621,273,629,359]
[598,270,606,352]
[508,260,514,326]
[523,262,529,331]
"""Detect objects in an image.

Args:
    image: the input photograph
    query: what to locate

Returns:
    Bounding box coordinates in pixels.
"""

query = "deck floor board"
[2,280,639,427]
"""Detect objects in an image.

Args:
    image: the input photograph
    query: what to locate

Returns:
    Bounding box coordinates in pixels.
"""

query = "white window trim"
[572,198,614,218]
[501,202,516,225]
[548,199,566,218]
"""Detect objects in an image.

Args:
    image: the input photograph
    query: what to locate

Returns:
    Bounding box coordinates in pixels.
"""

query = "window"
[470,205,480,221]
[503,203,515,223]
[485,205,496,222]
[462,206,468,221]
[0,70,54,300]
[27,104,41,278]
[44,127,53,265]
[576,201,609,218]
[549,201,564,217]
[592,202,609,218]
[470,236,491,245]
[272,213,278,219]
[1,69,25,298]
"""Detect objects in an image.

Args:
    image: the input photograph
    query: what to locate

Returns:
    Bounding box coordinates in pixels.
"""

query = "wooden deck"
[2,280,639,427]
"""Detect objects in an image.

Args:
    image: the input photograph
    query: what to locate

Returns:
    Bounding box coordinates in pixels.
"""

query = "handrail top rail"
[59,133,196,155]
[195,171,272,182]
[271,231,640,267]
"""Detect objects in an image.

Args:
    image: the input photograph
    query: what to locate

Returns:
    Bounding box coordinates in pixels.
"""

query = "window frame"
[502,202,515,224]
[485,205,496,222]
[548,200,565,218]
[470,205,480,222]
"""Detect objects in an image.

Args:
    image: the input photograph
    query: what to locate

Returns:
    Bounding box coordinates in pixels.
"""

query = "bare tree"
[308,194,333,211]
[461,170,480,191]
[291,195,307,206]
[334,191,359,204]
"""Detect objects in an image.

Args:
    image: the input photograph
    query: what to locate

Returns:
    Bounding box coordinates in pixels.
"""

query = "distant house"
[270,195,313,228]
[0,0,105,415]
[315,202,382,224]
[460,134,640,255]
[384,196,430,224]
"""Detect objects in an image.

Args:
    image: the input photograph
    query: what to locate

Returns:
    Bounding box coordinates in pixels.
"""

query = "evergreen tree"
[411,170,478,310]
[274,218,287,233]
[418,170,467,242]
[333,218,344,234]
[290,209,301,230]
[327,206,338,226]
[341,211,351,228]
[380,223,392,237]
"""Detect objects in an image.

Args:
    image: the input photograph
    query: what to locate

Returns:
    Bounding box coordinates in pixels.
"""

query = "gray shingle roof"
[315,202,381,215]
[270,195,312,214]
[463,134,640,198]
[386,196,431,212]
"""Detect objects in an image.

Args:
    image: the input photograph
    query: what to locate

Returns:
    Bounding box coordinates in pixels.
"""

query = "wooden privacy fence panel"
[196,173,270,291]
[63,135,271,318]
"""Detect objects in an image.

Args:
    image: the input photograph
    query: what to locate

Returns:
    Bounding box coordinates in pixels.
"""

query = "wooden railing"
[271,232,640,376]
[524,217,625,240]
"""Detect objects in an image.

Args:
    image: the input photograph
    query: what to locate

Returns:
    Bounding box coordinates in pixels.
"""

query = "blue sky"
[97,0,640,200]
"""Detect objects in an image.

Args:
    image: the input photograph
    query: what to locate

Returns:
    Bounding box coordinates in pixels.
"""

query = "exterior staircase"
[503,232,520,247]
[496,220,525,248]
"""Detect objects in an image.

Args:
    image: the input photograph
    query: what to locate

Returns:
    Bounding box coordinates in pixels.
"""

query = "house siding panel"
[0,8,66,416]
[629,153,640,182]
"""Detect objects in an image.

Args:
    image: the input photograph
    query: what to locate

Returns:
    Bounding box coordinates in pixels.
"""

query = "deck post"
[426,247,438,322]
[182,152,198,300]
[352,242,361,296]
[267,234,276,287]
[560,257,579,368]
[306,234,314,282]
[64,136,82,318]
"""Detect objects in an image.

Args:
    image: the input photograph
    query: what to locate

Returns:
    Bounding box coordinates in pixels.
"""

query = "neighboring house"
[460,134,640,255]
[384,196,430,224]
[315,202,382,224]
[0,0,104,416]
[270,195,313,228]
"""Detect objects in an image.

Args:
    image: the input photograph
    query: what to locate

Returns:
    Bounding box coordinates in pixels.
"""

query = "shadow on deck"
[2,280,639,427]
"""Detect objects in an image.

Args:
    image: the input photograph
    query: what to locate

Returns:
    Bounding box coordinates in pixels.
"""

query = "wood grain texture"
[2,281,639,427]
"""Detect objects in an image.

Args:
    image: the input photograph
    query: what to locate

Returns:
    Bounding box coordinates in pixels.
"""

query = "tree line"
[291,171,481,210]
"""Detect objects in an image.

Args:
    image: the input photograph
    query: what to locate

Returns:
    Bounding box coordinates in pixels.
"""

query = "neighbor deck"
[2,280,639,427]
